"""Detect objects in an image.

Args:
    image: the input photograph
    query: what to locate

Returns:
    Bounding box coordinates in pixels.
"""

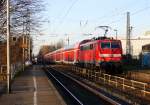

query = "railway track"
[50,65,150,105]
[44,66,130,105]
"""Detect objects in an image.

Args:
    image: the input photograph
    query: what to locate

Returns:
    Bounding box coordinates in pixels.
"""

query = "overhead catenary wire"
[86,0,150,34]
[131,6,150,15]
[88,4,150,36]
[50,0,148,37]
[45,0,150,46]
[52,0,79,33]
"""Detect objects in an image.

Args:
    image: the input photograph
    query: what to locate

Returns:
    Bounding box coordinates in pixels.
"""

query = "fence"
[72,66,150,99]
[0,63,23,82]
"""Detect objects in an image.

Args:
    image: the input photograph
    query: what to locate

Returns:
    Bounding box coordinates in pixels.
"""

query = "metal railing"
[0,63,23,81]
[0,65,7,81]
[72,66,150,98]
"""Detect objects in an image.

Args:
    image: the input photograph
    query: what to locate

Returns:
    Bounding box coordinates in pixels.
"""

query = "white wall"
[121,39,150,56]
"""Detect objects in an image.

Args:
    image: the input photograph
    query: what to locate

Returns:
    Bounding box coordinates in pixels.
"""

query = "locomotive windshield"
[101,42,110,48]
[101,42,120,49]
[111,42,120,48]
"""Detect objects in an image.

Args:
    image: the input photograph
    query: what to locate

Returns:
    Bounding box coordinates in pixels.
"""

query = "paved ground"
[0,65,66,105]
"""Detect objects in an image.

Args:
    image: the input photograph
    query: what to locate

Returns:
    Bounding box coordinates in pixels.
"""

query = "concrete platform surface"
[0,65,66,105]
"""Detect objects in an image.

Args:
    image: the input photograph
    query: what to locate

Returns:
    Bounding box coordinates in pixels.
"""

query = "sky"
[33,0,150,55]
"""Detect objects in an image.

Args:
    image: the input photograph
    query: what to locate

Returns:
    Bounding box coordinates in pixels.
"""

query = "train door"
[93,43,97,66]
[90,43,94,65]
[95,42,100,66]
[79,45,84,66]
[79,46,83,63]
[62,51,65,63]
[74,49,78,64]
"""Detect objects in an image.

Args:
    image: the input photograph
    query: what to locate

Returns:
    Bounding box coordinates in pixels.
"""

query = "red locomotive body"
[79,37,122,73]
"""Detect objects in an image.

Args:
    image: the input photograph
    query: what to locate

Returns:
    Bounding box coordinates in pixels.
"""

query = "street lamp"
[65,34,70,46]
[114,29,118,39]
[6,0,10,93]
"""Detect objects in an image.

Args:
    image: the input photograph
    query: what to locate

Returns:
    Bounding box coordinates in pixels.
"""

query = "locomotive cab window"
[111,42,120,48]
[80,46,83,50]
[101,42,110,48]
[90,44,93,49]
[81,45,91,50]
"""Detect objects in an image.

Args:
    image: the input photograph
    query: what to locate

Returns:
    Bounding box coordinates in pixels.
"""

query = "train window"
[80,46,83,50]
[87,45,90,50]
[101,42,110,48]
[90,44,93,49]
[81,45,90,50]
[111,42,120,48]
[83,46,86,50]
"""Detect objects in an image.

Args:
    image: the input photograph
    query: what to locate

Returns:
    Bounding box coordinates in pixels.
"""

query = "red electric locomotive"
[79,37,122,73]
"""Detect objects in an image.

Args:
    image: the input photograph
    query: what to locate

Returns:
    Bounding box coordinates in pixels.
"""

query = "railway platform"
[0,65,66,105]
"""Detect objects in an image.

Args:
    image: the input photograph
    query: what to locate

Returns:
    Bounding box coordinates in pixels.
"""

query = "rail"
[46,69,84,105]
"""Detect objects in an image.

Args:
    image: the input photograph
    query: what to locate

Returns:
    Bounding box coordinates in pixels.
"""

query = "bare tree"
[56,39,64,49]
[39,45,51,56]
[11,0,44,36]
[0,0,44,37]
[0,0,6,35]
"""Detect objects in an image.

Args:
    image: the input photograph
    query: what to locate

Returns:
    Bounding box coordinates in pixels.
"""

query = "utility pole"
[126,12,131,55]
[6,0,10,93]
[22,14,25,71]
[26,8,31,61]
[26,9,31,61]
[28,38,31,61]
[22,35,25,71]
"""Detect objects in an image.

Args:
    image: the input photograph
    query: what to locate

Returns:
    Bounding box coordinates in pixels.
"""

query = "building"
[0,35,32,81]
[141,44,150,67]
[120,35,150,58]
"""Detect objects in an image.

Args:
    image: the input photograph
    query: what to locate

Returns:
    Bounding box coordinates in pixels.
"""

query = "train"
[44,37,123,73]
